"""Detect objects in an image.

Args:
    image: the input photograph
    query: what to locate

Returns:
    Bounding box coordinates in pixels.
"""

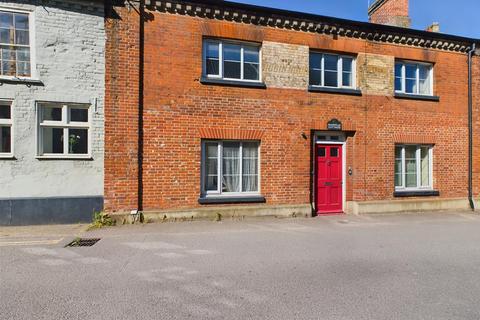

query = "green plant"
[90,211,116,229]
[215,213,222,222]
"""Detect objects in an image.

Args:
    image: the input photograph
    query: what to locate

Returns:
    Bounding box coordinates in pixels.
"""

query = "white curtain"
[242,143,258,192]
[222,142,241,192]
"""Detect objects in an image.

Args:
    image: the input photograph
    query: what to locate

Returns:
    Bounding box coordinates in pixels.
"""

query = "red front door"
[315,144,343,214]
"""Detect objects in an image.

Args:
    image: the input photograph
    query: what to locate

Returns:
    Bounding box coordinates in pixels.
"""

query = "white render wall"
[0,0,104,199]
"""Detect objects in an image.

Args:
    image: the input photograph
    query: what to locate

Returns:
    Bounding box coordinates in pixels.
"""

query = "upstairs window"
[0,100,12,157]
[0,10,31,77]
[37,103,91,158]
[395,145,432,190]
[309,52,355,88]
[395,61,433,96]
[203,39,260,82]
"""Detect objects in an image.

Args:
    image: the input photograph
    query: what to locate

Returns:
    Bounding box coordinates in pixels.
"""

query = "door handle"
[324,182,333,186]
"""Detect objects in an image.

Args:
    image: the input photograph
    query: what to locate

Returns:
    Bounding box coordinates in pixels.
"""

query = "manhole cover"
[65,238,101,247]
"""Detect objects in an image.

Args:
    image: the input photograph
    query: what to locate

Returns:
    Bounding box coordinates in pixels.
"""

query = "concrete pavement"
[1,213,480,319]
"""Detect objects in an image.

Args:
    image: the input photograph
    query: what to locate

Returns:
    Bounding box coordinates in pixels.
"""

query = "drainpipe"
[138,0,145,213]
[468,43,476,210]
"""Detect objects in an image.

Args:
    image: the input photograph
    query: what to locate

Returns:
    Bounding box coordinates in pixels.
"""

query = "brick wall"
[105,6,473,213]
[104,3,140,212]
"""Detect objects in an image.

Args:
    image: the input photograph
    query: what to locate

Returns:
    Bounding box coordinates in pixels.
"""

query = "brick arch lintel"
[199,128,264,140]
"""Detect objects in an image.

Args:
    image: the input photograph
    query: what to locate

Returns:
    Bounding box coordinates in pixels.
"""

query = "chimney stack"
[426,22,440,33]
[368,0,411,28]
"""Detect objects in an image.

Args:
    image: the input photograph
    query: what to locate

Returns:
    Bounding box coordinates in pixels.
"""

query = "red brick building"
[105,0,480,219]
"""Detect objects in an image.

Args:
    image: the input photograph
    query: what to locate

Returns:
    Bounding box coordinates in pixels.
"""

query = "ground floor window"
[0,100,12,156]
[202,140,260,195]
[37,102,90,157]
[395,145,432,190]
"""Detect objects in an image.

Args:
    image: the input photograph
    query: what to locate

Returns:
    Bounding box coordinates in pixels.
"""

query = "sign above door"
[327,119,342,131]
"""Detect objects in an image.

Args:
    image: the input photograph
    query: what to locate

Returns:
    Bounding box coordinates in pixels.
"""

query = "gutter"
[468,43,476,210]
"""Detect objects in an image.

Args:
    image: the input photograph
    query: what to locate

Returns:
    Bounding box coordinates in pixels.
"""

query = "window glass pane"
[15,30,29,45]
[0,126,11,153]
[205,42,219,76]
[0,104,10,119]
[324,71,338,87]
[223,44,241,62]
[242,142,258,192]
[2,48,15,60]
[405,79,417,94]
[395,147,403,187]
[342,72,352,87]
[342,57,353,72]
[419,78,430,95]
[244,62,259,80]
[405,146,417,188]
[42,106,62,121]
[222,142,241,192]
[421,147,430,186]
[330,148,338,157]
[309,69,321,86]
[310,53,321,70]
[0,12,13,29]
[419,65,429,80]
[395,77,402,91]
[70,108,88,122]
[224,61,241,79]
[324,54,338,71]
[318,147,326,157]
[206,59,219,75]
[405,64,416,79]
[42,127,64,154]
[243,46,259,63]
[68,128,88,154]
[395,63,402,78]
[206,42,219,59]
[419,65,431,95]
[0,29,11,43]
[205,143,218,191]
[16,61,30,77]
[14,14,29,30]
[2,60,15,76]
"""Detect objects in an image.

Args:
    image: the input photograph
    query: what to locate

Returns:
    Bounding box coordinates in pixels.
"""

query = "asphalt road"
[2,212,480,320]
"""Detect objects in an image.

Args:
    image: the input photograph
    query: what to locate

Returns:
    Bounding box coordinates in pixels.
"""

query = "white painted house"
[0,0,105,225]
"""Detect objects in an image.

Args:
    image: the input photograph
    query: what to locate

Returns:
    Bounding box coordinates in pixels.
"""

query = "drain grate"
[65,238,101,247]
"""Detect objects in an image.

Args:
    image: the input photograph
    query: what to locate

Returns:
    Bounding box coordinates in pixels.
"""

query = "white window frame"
[309,52,356,89]
[0,6,37,80]
[395,144,433,191]
[36,102,92,159]
[0,99,13,158]
[395,61,434,96]
[202,39,262,83]
[201,140,261,197]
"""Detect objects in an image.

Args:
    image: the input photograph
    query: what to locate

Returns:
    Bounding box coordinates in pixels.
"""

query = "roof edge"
[144,0,480,52]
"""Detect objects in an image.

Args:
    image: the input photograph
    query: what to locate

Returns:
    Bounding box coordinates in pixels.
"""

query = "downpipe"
[468,43,476,210]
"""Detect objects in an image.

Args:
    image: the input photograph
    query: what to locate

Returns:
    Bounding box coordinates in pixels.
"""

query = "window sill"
[198,195,266,204]
[36,155,93,161]
[0,154,15,160]
[394,92,440,102]
[200,77,266,89]
[308,86,362,96]
[0,77,44,86]
[394,190,440,197]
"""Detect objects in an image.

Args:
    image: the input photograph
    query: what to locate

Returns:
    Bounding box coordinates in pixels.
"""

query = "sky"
[234,0,480,39]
